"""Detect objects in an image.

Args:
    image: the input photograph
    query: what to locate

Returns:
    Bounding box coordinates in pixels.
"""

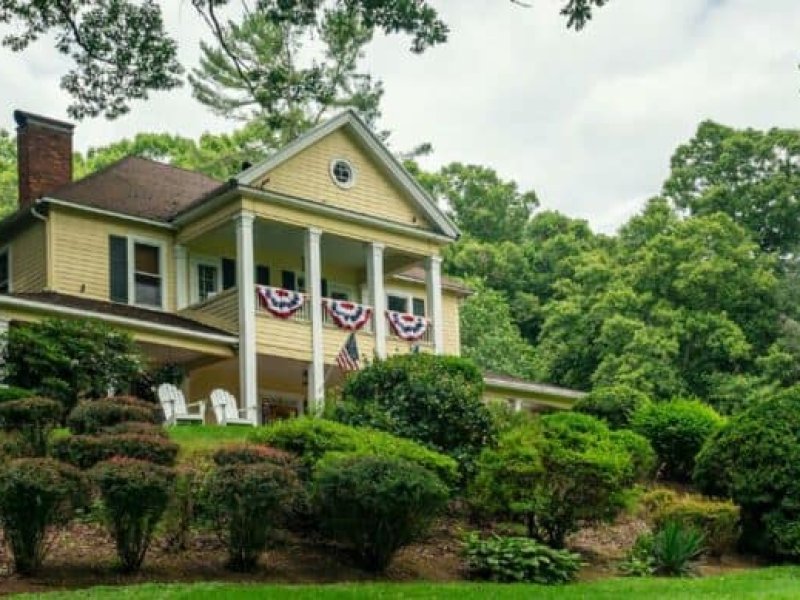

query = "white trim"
[483,376,587,401]
[327,281,357,301]
[235,110,459,239]
[128,236,167,311]
[329,157,357,189]
[0,295,238,345]
[42,197,175,230]
[367,242,386,359]
[0,243,10,294]
[425,256,444,354]
[174,245,189,310]
[385,287,426,317]
[189,255,223,305]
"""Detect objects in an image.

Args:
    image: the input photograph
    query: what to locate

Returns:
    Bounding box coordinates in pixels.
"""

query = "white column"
[305,227,325,416]
[425,255,444,354]
[235,212,259,424]
[175,244,189,310]
[366,242,386,359]
[0,317,8,384]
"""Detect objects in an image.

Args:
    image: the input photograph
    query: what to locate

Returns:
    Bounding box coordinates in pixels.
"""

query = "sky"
[1,0,799,233]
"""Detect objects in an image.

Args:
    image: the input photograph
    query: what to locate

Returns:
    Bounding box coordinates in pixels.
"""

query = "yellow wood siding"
[49,207,177,311]
[10,221,46,292]
[243,197,442,258]
[180,288,239,333]
[260,129,433,231]
[256,313,312,361]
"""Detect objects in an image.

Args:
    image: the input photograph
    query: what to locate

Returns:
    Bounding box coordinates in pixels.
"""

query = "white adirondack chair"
[157,383,206,425]
[210,388,254,426]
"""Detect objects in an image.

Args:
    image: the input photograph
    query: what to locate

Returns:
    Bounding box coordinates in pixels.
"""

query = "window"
[387,292,426,317]
[197,263,219,302]
[329,158,356,189]
[0,246,8,294]
[132,241,163,308]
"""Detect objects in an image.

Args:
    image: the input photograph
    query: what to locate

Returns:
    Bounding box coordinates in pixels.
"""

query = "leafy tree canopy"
[0,1,599,120]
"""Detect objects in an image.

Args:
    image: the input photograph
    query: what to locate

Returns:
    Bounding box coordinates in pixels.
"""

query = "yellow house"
[0,110,582,422]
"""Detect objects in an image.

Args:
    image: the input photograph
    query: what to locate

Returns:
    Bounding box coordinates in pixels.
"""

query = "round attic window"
[330,158,356,189]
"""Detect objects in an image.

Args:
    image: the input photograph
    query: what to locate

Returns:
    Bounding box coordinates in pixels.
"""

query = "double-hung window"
[132,241,163,308]
[0,246,9,294]
[387,292,426,317]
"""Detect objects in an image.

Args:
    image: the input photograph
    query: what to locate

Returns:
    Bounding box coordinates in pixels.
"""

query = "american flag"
[336,332,361,372]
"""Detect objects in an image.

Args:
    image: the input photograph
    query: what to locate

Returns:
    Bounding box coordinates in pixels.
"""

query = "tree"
[664,121,800,258]
[190,9,383,142]
[0,1,600,119]
[0,129,14,217]
[459,283,538,379]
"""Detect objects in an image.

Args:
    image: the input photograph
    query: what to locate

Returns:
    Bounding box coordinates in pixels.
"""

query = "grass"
[167,424,253,454]
[11,568,800,599]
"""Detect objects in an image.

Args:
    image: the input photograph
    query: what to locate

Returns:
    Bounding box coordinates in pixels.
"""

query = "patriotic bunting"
[257,286,305,319]
[386,310,429,341]
[325,299,373,331]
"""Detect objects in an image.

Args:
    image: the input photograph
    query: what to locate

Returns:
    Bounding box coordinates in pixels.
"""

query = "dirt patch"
[0,518,466,596]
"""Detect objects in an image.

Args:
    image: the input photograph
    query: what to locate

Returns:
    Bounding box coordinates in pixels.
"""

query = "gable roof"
[48,156,224,222]
[236,110,459,239]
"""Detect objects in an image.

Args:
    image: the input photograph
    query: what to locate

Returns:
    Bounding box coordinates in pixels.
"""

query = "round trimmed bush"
[0,386,35,403]
[67,398,159,435]
[91,458,175,572]
[206,462,302,571]
[52,434,179,469]
[694,386,800,558]
[0,458,87,575]
[101,421,168,439]
[335,354,493,478]
[610,429,657,483]
[0,397,62,456]
[313,454,449,572]
[574,385,652,429]
[213,444,297,468]
[632,399,723,482]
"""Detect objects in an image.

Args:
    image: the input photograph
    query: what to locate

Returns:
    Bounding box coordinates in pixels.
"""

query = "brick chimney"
[14,110,74,209]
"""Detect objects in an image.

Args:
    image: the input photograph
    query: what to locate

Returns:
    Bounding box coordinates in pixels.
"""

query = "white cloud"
[2,0,799,233]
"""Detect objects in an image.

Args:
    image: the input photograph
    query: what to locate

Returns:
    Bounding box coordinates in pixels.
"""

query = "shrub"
[574,385,652,429]
[3,318,142,412]
[0,458,87,575]
[212,444,297,468]
[651,521,705,576]
[334,354,493,477]
[102,421,168,439]
[91,458,174,572]
[620,533,657,577]
[314,454,448,572]
[464,533,582,584]
[610,429,657,483]
[161,457,214,552]
[250,417,458,488]
[67,398,160,435]
[632,399,724,482]
[52,434,178,469]
[650,494,740,557]
[0,397,62,456]
[206,462,302,571]
[469,414,634,548]
[0,386,35,403]
[694,385,800,558]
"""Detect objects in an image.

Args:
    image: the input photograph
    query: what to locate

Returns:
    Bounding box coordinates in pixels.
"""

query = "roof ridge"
[123,155,223,184]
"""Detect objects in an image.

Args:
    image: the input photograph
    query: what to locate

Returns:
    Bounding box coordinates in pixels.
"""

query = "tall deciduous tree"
[664,120,800,258]
[0,130,15,217]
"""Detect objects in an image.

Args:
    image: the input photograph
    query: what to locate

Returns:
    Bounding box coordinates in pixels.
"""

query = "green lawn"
[12,568,800,599]
[167,424,253,454]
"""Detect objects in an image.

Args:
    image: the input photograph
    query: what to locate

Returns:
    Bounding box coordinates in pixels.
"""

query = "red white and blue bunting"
[386,310,428,341]
[324,300,373,331]
[257,286,305,319]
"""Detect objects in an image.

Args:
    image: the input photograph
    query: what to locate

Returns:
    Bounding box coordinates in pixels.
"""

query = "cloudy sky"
[2,0,799,232]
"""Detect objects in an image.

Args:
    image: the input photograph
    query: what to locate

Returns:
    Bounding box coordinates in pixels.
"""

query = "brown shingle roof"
[49,157,224,222]
[8,292,235,337]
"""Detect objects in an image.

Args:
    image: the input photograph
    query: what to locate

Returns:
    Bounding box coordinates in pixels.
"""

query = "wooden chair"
[210,388,254,426]
[157,383,206,426]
